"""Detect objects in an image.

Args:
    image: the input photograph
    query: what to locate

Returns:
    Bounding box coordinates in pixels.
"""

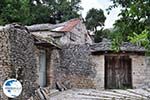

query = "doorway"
[105,55,132,89]
[39,50,46,87]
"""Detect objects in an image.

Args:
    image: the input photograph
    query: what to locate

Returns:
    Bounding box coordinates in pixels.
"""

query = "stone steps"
[50,89,150,100]
[127,89,150,98]
[112,89,147,99]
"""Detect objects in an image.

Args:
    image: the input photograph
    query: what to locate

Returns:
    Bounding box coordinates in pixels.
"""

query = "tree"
[0,0,82,25]
[85,8,106,31]
[108,0,150,41]
[48,0,82,23]
[94,28,111,43]
[0,0,50,25]
[107,0,150,52]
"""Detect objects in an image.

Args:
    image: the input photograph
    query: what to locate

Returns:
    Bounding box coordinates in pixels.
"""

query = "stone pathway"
[49,88,150,100]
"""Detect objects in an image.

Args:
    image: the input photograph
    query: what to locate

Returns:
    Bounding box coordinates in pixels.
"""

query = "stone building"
[0,18,93,99]
[90,42,150,89]
[0,20,150,99]
[27,18,92,45]
[54,41,150,90]
[0,24,60,99]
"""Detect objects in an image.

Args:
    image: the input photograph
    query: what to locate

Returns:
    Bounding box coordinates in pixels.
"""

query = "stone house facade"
[0,24,60,99]
[1,20,150,99]
[90,42,150,89]
[53,42,150,90]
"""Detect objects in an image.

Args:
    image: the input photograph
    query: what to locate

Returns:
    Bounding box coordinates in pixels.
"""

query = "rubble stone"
[0,24,38,99]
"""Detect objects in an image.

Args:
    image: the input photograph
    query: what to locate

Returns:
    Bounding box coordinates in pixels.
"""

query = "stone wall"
[91,55,105,90]
[70,19,92,44]
[1,24,150,100]
[56,44,96,89]
[0,24,38,99]
[144,57,150,87]
[131,55,150,88]
[55,44,150,90]
[0,27,12,100]
[91,54,150,89]
[50,49,61,89]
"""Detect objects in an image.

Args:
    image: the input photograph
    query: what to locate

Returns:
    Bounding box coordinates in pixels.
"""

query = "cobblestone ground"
[49,88,150,100]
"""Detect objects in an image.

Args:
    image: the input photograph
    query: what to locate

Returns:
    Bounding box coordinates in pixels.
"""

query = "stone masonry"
[131,55,150,88]
[1,23,150,100]
[56,44,96,89]
[54,44,150,90]
[0,24,38,100]
[0,25,12,100]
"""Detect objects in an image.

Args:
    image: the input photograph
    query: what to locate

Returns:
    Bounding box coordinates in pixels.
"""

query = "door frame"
[104,54,132,89]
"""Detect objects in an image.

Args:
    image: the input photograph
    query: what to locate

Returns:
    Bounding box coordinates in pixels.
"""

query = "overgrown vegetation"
[107,0,150,52]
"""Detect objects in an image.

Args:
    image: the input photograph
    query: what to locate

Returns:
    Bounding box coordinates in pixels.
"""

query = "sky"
[80,0,121,29]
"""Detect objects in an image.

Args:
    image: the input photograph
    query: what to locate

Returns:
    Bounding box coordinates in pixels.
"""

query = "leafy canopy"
[110,0,150,38]
[128,30,149,48]
[94,28,111,43]
[85,8,106,31]
[0,0,82,25]
[108,0,150,52]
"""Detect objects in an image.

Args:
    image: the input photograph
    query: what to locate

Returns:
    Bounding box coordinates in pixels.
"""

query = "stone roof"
[33,35,61,48]
[58,18,80,32]
[27,18,81,32]
[0,24,61,48]
[32,33,61,48]
[26,24,54,31]
[90,42,146,53]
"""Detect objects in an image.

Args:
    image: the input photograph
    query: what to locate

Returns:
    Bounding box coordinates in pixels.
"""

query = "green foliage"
[108,0,150,40]
[103,29,111,38]
[30,4,51,24]
[111,39,121,52]
[111,30,123,52]
[50,0,82,23]
[85,8,106,31]
[128,30,150,55]
[0,0,82,25]
[108,0,150,53]
[94,28,111,43]
[128,30,149,48]
[94,30,103,43]
[85,8,106,43]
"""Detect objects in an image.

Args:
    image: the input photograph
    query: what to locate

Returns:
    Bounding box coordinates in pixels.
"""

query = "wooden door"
[105,55,132,89]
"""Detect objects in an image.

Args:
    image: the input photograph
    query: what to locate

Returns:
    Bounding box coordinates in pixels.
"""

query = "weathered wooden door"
[39,50,46,87]
[105,55,132,89]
